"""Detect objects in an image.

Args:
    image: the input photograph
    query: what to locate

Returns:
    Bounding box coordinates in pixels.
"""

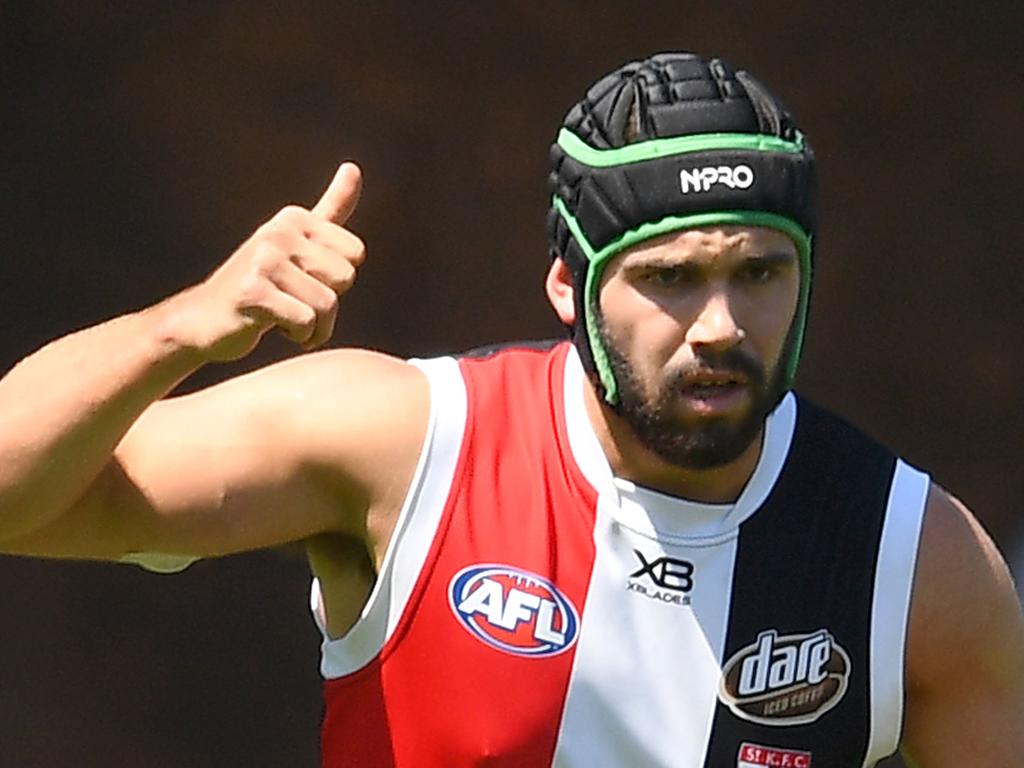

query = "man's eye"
[740,262,775,283]
[644,267,691,286]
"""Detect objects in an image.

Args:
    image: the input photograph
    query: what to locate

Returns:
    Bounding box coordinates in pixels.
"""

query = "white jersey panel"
[553,496,740,767]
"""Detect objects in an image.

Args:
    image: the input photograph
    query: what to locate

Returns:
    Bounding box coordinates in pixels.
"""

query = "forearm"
[0,163,366,551]
[0,297,203,542]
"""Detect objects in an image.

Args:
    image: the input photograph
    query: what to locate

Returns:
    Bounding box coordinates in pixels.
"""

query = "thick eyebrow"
[621,257,697,271]
[622,249,797,272]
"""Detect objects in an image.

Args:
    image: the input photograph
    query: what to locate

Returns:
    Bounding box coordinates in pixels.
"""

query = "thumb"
[311,162,363,224]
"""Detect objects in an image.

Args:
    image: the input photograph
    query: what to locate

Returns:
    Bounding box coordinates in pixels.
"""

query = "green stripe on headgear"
[556,128,807,166]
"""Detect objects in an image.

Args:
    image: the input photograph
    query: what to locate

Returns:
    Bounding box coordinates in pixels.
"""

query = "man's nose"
[684,291,745,351]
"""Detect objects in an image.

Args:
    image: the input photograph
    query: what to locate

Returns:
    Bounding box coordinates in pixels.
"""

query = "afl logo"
[448,564,580,657]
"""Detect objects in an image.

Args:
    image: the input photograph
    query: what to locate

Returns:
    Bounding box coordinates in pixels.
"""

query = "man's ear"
[545,257,576,325]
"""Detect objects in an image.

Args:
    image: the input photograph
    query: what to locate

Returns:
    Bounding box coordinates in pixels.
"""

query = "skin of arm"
[0,348,428,562]
[902,484,1024,765]
[0,163,427,582]
[0,306,204,544]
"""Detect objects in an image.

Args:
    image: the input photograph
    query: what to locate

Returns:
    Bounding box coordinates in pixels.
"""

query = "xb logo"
[630,550,694,593]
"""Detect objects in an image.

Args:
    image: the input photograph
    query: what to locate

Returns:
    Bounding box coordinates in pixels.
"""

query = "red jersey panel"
[320,344,599,767]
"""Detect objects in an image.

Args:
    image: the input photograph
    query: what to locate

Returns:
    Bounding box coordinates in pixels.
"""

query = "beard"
[596,316,787,470]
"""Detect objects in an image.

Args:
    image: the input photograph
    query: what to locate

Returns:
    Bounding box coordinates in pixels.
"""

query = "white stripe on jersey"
[862,460,929,766]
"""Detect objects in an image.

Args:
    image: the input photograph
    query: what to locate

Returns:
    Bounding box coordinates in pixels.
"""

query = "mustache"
[669,347,766,386]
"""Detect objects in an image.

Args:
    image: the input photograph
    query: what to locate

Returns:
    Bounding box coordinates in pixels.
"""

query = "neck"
[582,382,765,503]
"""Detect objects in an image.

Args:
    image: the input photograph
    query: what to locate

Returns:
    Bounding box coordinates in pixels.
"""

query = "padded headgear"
[547,52,817,403]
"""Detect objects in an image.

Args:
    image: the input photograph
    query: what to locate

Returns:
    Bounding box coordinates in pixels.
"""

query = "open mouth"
[679,374,750,407]
[683,374,746,395]
[687,381,741,396]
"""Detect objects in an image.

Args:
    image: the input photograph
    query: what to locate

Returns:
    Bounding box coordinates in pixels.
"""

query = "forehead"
[614,225,798,267]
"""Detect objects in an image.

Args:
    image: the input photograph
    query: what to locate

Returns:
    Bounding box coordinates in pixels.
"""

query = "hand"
[170,163,367,362]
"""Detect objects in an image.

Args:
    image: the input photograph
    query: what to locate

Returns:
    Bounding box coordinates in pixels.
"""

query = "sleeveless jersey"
[311,342,929,767]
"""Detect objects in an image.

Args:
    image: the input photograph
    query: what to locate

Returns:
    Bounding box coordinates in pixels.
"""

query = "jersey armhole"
[862,460,930,765]
[313,356,469,679]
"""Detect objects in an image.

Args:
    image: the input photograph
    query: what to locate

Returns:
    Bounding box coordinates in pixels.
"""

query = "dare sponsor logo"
[448,564,579,657]
[737,742,812,768]
[719,628,850,726]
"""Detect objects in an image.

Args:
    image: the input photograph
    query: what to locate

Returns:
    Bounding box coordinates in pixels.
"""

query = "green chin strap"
[552,197,813,405]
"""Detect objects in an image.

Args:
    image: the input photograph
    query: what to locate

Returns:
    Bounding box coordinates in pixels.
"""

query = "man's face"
[596,225,801,469]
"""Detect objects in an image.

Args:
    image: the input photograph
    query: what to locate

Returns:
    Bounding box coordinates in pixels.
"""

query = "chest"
[362,470,881,767]
[318,353,917,767]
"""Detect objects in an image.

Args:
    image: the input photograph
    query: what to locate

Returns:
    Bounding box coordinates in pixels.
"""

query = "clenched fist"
[169,163,366,363]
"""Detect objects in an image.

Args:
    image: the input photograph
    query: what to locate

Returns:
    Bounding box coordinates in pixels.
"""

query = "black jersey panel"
[703,397,897,768]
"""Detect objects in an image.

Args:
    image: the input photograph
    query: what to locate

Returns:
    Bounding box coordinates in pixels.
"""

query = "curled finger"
[305,218,367,268]
[290,238,358,295]
[269,260,341,348]
[243,288,319,346]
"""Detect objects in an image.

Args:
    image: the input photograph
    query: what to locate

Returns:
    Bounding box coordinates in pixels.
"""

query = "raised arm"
[902,484,1024,765]
[0,163,427,560]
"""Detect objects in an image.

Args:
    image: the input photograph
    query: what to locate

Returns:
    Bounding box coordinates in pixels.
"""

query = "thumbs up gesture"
[171,163,368,362]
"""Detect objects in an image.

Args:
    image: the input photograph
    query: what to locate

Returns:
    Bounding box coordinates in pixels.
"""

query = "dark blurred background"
[1,2,1021,765]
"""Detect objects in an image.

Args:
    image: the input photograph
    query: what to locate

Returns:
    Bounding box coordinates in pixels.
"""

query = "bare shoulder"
[907,484,1022,684]
[176,346,429,475]
[132,346,431,521]
[264,347,431,479]
[902,482,1024,763]
[221,346,429,425]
